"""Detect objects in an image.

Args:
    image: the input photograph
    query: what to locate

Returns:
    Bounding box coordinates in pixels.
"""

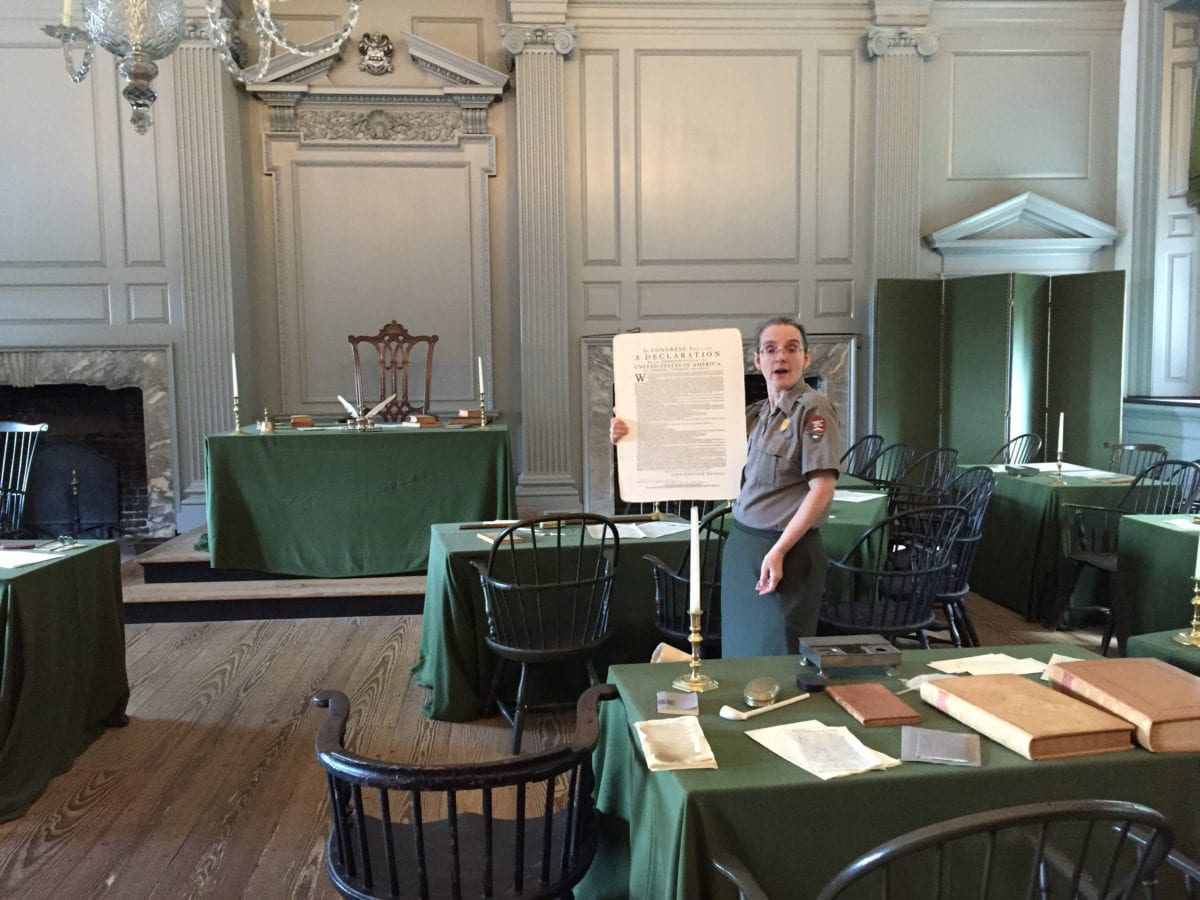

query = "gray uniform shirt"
[732,381,843,531]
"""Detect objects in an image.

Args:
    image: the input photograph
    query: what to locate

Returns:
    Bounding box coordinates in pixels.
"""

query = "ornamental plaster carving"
[357,33,395,76]
[499,23,576,57]
[296,108,462,144]
[865,26,939,59]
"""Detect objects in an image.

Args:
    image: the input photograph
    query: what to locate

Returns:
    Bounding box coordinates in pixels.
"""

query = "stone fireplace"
[0,348,176,537]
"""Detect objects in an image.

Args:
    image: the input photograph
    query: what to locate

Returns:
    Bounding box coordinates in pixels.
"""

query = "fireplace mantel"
[0,347,177,536]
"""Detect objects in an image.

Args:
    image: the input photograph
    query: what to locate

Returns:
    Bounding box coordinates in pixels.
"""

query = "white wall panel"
[128,284,169,323]
[949,52,1090,180]
[582,51,620,264]
[292,162,476,403]
[816,51,855,264]
[636,52,800,263]
[1166,251,1192,381]
[584,281,621,320]
[637,281,797,317]
[0,286,109,322]
[1167,61,1196,199]
[0,47,104,265]
[119,111,167,266]
[814,279,854,319]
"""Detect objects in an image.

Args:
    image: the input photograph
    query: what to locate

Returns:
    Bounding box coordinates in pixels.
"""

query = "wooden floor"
[0,597,1101,898]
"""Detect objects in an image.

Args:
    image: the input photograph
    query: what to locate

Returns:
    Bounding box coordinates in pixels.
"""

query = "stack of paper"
[587,521,691,540]
[745,720,900,780]
[927,653,1048,676]
[0,550,50,569]
[634,717,718,770]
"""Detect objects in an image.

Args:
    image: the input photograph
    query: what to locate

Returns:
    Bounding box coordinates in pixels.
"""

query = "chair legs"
[484,656,604,755]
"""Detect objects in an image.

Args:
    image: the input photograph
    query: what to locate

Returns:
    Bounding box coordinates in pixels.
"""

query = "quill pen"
[363,394,396,419]
[336,395,359,417]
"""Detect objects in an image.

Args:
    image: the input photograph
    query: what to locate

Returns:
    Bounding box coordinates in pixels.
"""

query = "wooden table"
[1113,514,1200,650]
[968,465,1138,622]
[577,644,1200,900]
[204,425,516,577]
[414,489,889,722]
[1126,630,1200,674]
[0,541,129,821]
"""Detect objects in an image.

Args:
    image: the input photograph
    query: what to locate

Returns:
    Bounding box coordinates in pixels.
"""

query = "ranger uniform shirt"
[733,381,843,531]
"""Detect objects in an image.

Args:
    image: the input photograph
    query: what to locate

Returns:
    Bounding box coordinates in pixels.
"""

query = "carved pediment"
[925,192,1120,258]
[244,33,507,138]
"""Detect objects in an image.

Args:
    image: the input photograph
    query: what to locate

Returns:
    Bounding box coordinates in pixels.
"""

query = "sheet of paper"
[832,490,887,503]
[927,653,1046,676]
[900,726,981,767]
[1040,652,1086,681]
[1026,461,1089,472]
[634,717,718,770]
[612,328,746,503]
[0,550,51,569]
[1165,517,1200,531]
[587,522,692,540]
[746,720,900,781]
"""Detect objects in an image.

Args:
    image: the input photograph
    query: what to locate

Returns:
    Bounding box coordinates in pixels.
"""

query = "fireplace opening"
[0,384,147,537]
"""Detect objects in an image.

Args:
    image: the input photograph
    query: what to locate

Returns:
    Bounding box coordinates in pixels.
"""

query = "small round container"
[743,676,780,708]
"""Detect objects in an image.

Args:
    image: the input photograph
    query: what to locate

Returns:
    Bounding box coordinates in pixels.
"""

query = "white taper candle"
[231,352,239,397]
[1057,411,1064,455]
[1193,534,1200,581]
[689,505,701,613]
[477,356,484,395]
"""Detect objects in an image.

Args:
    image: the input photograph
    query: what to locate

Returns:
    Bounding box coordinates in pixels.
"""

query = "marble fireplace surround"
[582,334,857,512]
[0,347,176,537]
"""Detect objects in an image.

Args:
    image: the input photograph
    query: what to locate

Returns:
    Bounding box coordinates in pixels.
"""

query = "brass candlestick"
[233,395,243,434]
[1050,450,1066,485]
[1173,579,1200,646]
[672,610,719,692]
[479,391,489,429]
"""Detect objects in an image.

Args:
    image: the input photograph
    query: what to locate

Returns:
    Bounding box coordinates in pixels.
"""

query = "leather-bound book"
[919,674,1134,761]
[827,683,921,727]
[1047,657,1200,753]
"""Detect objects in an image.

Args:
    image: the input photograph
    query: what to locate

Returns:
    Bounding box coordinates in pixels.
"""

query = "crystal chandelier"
[42,1,362,134]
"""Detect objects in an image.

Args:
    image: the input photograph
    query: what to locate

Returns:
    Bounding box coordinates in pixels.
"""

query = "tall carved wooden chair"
[0,422,48,538]
[347,320,438,422]
[311,683,618,899]
[470,513,619,753]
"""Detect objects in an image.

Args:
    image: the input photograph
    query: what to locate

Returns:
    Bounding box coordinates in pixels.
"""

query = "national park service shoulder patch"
[805,415,826,441]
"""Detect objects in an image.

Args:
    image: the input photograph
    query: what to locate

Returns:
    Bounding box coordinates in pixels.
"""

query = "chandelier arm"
[206,10,272,85]
[250,0,362,57]
[62,39,94,83]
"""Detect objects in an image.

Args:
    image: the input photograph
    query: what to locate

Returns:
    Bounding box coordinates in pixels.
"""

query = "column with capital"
[866,25,940,278]
[500,20,582,509]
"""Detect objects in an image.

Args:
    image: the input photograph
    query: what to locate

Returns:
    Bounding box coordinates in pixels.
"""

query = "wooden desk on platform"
[205,425,517,577]
[968,466,1136,622]
[578,644,1200,900]
[414,490,888,722]
[0,542,129,821]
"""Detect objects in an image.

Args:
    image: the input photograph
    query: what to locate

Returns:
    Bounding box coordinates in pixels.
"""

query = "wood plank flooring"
[0,597,1100,898]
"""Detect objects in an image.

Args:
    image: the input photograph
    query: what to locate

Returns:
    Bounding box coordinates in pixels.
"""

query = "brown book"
[406,414,439,424]
[919,674,1134,761]
[827,683,921,727]
[1047,657,1200,753]
[456,409,484,419]
[398,420,443,428]
[446,417,483,426]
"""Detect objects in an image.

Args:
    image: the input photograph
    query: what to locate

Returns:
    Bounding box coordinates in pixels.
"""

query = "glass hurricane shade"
[84,0,185,134]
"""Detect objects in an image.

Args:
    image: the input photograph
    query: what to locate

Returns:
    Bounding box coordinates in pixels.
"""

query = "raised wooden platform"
[124,527,426,622]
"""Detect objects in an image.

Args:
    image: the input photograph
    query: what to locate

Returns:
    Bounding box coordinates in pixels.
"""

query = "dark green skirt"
[721,519,827,658]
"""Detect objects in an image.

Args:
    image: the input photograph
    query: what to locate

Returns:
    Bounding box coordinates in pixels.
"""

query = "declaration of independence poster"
[613,328,746,503]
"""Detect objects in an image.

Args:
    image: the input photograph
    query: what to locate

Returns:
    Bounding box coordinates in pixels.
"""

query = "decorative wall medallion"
[297,108,463,143]
[358,33,394,75]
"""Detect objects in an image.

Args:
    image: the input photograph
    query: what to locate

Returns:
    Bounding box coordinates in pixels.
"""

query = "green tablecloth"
[1126,630,1200,674]
[1115,515,1200,650]
[969,468,1135,622]
[0,542,129,821]
[414,490,888,722]
[205,425,517,577]
[578,644,1200,900]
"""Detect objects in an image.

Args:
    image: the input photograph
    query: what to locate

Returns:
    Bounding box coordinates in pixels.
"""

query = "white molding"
[400,32,508,87]
[925,192,1120,258]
